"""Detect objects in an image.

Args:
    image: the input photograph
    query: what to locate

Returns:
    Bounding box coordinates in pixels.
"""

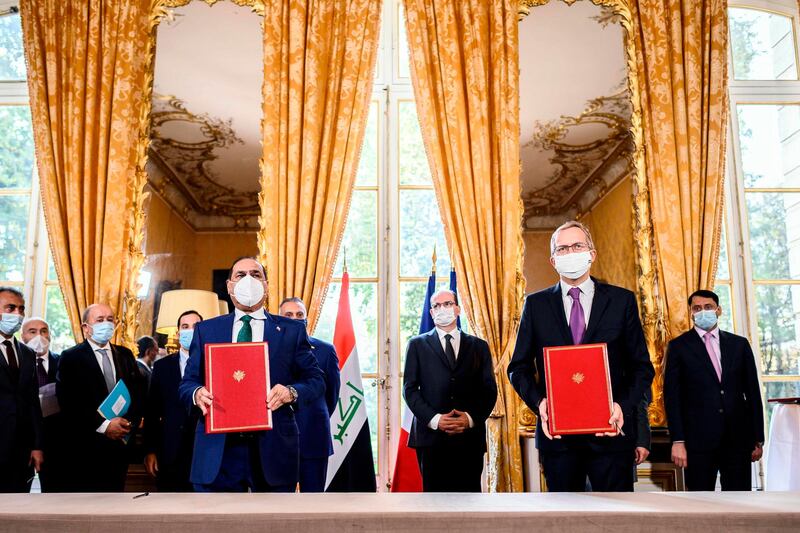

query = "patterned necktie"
[37,357,48,388]
[98,348,116,393]
[568,287,585,345]
[704,332,722,382]
[237,315,253,342]
[3,340,18,379]
[444,334,457,368]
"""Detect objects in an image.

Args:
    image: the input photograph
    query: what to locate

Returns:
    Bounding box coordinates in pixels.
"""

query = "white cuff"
[466,412,474,428]
[97,419,111,434]
[192,386,202,406]
[428,414,442,430]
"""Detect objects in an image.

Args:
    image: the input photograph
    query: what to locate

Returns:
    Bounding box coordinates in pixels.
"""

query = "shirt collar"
[695,326,719,340]
[179,348,190,362]
[87,338,110,351]
[234,307,267,321]
[435,327,460,342]
[560,277,595,299]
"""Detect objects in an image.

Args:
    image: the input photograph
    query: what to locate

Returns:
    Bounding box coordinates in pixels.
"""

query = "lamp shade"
[156,289,221,334]
[218,300,229,315]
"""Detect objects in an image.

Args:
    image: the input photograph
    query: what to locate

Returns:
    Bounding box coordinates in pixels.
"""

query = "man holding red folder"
[508,221,654,492]
[179,257,324,492]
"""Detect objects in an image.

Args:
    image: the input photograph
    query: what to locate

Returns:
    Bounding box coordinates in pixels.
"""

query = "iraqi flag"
[325,271,377,492]
[391,268,461,491]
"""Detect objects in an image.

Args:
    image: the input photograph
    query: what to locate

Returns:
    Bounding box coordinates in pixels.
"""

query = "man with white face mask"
[403,289,497,492]
[20,317,63,492]
[664,289,763,491]
[0,287,43,492]
[145,310,203,492]
[508,220,654,492]
[179,256,324,492]
[57,303,145,491]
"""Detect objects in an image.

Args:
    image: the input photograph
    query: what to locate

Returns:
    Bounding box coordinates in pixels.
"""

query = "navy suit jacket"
[664,328,764,452]
[0,339,43,460]
[298,337,340,459]
[403,329,497,451]
[507,280,654,452]
[178,311,325,486]
[145,354,197,469]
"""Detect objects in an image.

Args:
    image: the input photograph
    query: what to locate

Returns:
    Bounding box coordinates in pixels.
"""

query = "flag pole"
[431,245,437,276]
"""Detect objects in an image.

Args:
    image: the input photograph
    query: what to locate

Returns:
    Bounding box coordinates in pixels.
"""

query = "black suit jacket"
[664,328,764,452]
[403,329,497,451]
[144,353,197,471]
[297,337,340,459]
[57,341,145,487]
[507,280,654,452]
[0,338,44,461]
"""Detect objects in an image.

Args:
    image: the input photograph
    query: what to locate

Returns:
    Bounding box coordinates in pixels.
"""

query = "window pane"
[363,376,379,472]
[45,286,75,353]
[765,380,800,421]
[397,2,410,79]
[729,8,797,81]
[0,106,36,189]
[714,283,734,333]
[754,284,800,376]
[356,102,379,187]
[0,194,30,281]
[745,192,800,280]
[399,189,451,277]
[333,190,378,278]
[47,253,58,282]
[313,281,378,374]
[0,13,26,80]
[399,281,427,371]
[737,105,800,189]
[716,221,730,281]
[398,101,431,185]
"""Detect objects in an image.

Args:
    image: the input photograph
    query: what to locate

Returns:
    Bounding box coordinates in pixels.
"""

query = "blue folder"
[97,379,131,420]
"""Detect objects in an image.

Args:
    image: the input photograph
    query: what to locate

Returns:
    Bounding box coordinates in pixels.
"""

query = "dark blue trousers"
[299,457,328,493]
[194,437,294,493]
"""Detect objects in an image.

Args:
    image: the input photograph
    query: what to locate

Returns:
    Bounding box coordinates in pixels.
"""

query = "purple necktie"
[37,357,49,388]
[568,287,585,345]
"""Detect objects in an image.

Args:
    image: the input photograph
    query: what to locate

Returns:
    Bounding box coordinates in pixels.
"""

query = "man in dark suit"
[0,287,43,492]
[508,220,654,492]
[144,310,203,492]
[20,316,63,492]
[664,289,764,491]
[179,256,324,492]
[136,335,157,387]
[57,303,145,492]
[403,289,498,492]
[279,297,340,493]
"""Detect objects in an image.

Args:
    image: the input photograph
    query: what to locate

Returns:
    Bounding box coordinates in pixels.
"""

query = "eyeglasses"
[553,242,591,256]
[431,301,456,310]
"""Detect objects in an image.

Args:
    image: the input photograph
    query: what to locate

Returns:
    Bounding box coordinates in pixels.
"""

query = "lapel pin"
[276,326,281,332]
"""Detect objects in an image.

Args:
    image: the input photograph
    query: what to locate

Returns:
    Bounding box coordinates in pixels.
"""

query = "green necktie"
[237,315,253,342]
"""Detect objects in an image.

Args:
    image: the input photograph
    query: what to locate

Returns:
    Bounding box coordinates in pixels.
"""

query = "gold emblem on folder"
[571,372,584,384]
[233,370,246,382]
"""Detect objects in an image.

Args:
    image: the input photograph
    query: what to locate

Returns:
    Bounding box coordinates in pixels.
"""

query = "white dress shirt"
[695,325,722,370]
[560,277,595,327]
[233,307,267,342]
[87,338,116,434]
[37,353,49,374]
[179,347,190,379]
[428,327,474,431]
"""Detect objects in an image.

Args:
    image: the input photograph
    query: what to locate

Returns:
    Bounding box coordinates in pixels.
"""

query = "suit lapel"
[81,341,109,392]
[424,329,452,370]
[686,330,721,384]
[719,330,732,385]
[16,340,34,385]
[263,313,285,360]
[0,339,10,378]
[47,353,58,383]
[583,281,610,343]
[547,284,573,346]
[454,331,472,370]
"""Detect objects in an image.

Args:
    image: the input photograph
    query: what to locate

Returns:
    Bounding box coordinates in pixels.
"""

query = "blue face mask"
[179,329,194,350]
[693,310,719,330]
[89,321,115,345]
[0,313,23,336]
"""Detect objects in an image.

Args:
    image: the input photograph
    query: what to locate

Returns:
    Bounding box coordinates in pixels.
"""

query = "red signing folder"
[544,343,615,436]
[205,342,271,434]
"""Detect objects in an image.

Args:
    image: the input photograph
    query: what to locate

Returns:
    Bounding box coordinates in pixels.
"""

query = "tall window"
[0,6,71,351]
[313,0,457,489]
[726,1,800,418]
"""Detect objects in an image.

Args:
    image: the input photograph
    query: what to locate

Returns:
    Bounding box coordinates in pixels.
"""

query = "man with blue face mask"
[664,289,764,491]
[508,220,654,492]
[56,303,145,492]
[179,256,324,492]
[144,310,203,492]
[0,287,43,492]
[279,297,340,492]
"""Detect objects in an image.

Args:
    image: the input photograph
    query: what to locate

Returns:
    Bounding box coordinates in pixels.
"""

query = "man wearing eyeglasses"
[403,289,498,492]
[508,220,654,492]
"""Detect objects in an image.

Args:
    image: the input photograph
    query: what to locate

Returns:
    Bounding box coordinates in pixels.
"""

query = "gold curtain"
[258,0,382,329]
[20,0,151,342]
[403,0,526,492]
[631,0,729,425]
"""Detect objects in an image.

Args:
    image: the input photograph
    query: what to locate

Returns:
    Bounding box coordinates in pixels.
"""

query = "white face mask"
[25,334,50,356]
[553,251,593,280]
[432,307,456,327]
[233,275,265,308]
